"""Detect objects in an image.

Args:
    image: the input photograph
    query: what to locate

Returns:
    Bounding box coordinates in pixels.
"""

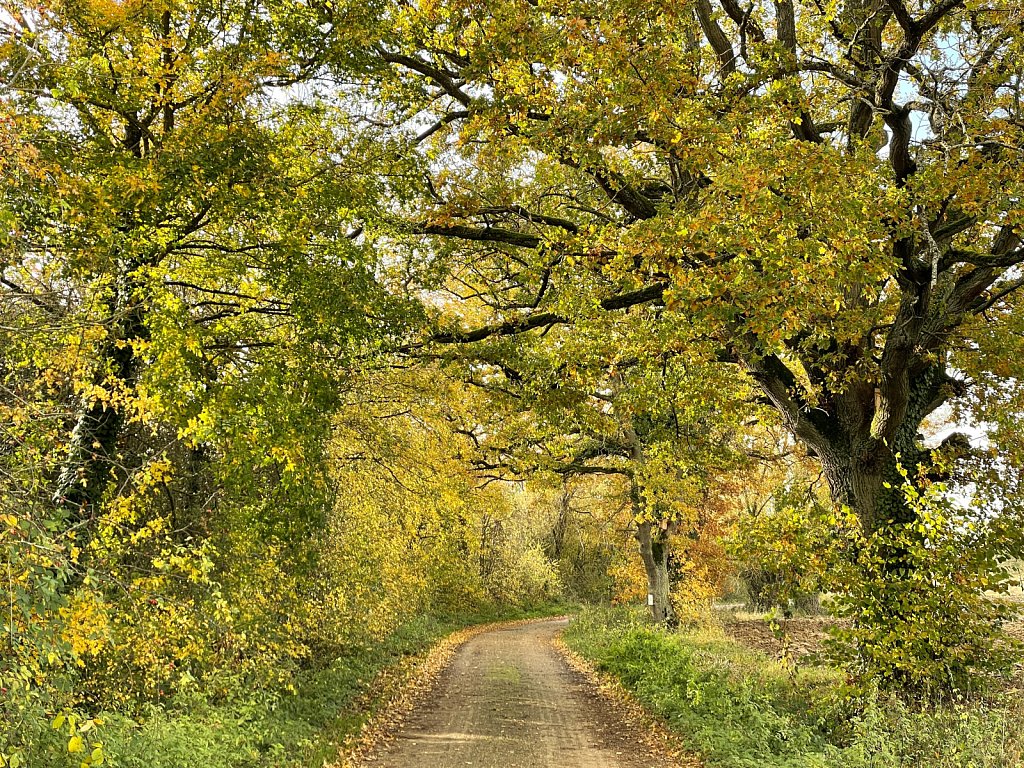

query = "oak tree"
[346,0,1024,549]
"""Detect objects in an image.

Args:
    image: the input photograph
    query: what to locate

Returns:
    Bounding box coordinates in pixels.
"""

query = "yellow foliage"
[609,552,649,605]
[60,591,110,665]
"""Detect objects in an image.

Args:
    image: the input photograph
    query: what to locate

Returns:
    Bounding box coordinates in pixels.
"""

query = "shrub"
[728,486,837,613]
[824,471,1021,698]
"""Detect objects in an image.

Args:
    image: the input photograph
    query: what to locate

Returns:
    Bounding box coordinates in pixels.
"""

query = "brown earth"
[723,614,1024,688]
[360,618,680,768]
[722,616,830,662]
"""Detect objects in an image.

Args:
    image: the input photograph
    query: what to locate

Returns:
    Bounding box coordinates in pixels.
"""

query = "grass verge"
[561,606,1024,768]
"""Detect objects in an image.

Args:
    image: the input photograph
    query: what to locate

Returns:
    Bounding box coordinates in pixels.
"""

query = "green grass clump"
[562,606,1024,768]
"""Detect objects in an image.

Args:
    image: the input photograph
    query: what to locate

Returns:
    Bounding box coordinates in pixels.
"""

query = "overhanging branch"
[419,282,667,346]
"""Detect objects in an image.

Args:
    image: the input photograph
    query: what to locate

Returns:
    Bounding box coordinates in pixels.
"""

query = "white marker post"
[647,593,654,607]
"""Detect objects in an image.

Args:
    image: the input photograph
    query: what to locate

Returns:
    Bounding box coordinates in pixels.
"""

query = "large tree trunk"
[53,285,146,525]
[750,351,963,540]
[815,431,919,536]
[815,436,925,579]
[635,519,675,625]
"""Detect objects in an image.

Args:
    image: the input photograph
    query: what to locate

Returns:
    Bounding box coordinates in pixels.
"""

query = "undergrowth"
[562,606,1024,768]
[20,603,568,768]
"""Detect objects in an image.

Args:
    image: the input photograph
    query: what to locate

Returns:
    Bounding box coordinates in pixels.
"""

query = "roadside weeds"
[551,629,705,768]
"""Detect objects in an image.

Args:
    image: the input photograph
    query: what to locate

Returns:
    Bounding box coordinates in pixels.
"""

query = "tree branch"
[885,0,915,34]
[416,109,470,142]
[477,205,580,234]
[410,223,543,249]
[418,282,667,346]
[694,0,737,75]
[377,51,472,106]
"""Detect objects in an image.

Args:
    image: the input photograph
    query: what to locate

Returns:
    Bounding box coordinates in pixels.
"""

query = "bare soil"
[361,618,678,768]
[723,614,1024,688]
[722,616,830,662]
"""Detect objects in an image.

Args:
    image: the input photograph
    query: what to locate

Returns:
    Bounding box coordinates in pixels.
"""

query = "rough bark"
[767,389,921,537]
[635,520,675,625]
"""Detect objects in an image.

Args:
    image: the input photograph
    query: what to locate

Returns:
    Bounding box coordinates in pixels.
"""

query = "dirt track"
[363,618,675,768]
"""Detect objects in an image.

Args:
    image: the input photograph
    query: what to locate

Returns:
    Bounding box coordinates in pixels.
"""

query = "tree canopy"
[341,0,1024,537]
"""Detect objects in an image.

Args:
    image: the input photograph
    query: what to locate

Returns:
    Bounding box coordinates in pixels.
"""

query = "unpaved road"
[364,618,675,768]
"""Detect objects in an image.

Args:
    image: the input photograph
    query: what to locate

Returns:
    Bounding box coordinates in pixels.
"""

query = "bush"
[11,604,567,768]
[824,472,1021,698]
[727,487,836,613]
